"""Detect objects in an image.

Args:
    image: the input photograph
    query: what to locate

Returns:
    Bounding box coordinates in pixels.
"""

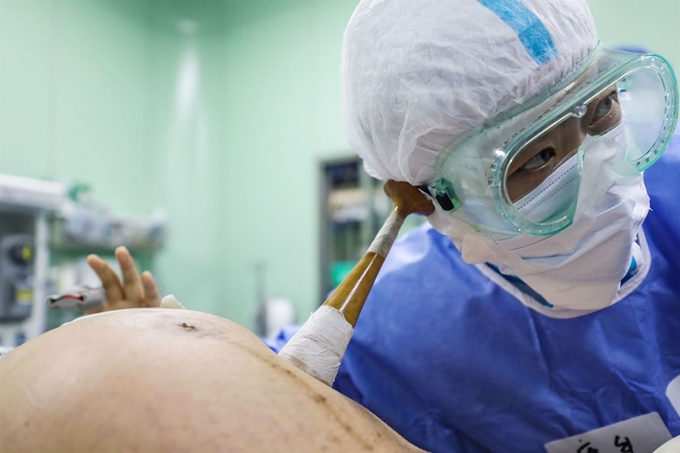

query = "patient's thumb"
[160,294,185,309]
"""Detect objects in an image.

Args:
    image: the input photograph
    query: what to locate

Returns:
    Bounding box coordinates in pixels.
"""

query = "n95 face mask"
[428,125,650,311]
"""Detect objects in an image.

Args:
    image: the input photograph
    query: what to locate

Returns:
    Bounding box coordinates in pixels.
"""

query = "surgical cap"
[341,0,598,185]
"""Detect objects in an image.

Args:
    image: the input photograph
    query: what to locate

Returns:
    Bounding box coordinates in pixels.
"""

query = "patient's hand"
[86,247,161,314]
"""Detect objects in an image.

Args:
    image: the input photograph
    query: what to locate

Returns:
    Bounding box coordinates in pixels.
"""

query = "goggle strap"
[423,179,462,212]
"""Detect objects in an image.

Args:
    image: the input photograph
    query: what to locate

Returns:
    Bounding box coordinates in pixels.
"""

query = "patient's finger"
[87,255,124,303]
[116,247,143,305]
[84,305,104,315]
[141,271,161,307]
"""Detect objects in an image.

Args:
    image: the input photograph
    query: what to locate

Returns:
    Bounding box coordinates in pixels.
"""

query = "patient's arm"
[0,309,425,453]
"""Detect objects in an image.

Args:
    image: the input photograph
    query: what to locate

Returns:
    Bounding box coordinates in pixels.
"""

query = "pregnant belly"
[0,308,424,453]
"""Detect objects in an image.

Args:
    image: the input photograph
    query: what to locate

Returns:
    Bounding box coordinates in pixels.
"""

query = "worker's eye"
[517,147,555,172]
[592,95,614,123]
[589,90,621,134]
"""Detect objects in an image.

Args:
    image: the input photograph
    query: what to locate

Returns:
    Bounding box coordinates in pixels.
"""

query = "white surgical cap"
[341,0,598,185]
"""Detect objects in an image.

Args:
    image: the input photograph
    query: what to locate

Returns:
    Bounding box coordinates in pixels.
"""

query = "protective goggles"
[423,44,678,236]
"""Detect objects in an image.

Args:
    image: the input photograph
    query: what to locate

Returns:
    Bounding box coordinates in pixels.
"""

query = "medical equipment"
[46,289,183,312]
[279,181,433,385]
[46,285,105,311]
[0,235,35,323]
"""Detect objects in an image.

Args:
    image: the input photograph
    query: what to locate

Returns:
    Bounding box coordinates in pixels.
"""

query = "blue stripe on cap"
[476,0,558,65]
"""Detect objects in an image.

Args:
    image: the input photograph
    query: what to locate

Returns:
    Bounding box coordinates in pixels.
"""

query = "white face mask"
[428,124,650,311]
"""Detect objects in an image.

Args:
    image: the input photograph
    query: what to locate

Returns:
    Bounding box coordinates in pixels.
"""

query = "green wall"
[588,0,680,69]
[145,0,360,327]
[0,0,155,214]
[1,0,677,331]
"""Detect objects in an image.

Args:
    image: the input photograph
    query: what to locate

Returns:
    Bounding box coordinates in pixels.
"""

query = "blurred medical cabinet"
[0,174,165,347]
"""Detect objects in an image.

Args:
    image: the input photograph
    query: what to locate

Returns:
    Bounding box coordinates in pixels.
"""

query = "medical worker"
[84,0,680,451]
[296,0,680,451]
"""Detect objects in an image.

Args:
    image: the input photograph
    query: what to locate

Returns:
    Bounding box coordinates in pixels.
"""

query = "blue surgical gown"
[269,133,680,452]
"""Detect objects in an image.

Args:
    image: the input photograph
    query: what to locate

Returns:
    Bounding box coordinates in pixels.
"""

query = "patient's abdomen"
[0,309,424,453]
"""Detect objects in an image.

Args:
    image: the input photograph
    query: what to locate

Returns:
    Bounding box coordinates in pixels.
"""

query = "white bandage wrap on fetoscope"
[368,209,402,257]
[278,306,354,386]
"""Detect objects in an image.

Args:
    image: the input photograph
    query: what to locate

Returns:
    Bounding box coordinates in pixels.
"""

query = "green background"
[1,0,678,330]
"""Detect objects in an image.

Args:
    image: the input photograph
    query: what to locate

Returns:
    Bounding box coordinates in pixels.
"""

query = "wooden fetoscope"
[279,180,434,385]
